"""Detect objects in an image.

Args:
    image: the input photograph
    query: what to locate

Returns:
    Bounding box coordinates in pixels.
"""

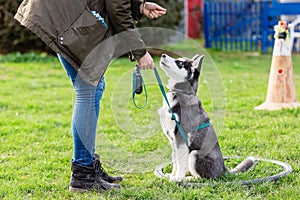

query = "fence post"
[204,2,211,48]
[261,1,269,53]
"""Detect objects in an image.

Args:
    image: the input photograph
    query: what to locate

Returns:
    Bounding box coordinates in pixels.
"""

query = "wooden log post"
[255,21,300,110]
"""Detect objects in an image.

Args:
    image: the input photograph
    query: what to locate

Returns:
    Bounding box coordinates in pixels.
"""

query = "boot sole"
[69,186,105,193]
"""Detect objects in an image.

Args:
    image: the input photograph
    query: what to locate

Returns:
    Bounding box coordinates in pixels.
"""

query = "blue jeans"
[58,55,105,167]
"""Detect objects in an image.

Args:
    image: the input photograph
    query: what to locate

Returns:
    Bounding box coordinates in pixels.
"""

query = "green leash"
[153,67,190,146]
[132,66,211,147]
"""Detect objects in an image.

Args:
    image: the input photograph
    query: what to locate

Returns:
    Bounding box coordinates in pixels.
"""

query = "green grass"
[0,43,299,199]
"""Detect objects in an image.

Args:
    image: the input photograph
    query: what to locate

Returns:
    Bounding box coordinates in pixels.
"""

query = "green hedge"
[0,0,53,54]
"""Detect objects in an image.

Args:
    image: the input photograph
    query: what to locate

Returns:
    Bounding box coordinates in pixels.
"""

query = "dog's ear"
[192,54,205,72]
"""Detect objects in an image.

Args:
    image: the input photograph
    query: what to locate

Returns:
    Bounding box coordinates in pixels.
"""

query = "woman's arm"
[105,0,146,61]
[105,0,166,69]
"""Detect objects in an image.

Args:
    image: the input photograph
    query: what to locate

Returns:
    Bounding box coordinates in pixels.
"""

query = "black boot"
[69,162,121,192]
[94,154,123,183]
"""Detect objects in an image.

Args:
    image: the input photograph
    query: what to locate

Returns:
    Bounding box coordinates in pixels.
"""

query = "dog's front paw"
[169,175,184,182]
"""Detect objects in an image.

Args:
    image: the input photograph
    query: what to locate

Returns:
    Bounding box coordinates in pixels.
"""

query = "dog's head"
[159,54,204,92]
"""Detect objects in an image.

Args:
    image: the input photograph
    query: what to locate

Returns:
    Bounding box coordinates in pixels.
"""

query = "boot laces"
[94,160,109,179]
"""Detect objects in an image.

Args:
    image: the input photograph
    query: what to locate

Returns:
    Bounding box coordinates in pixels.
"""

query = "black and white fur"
[157,54,254,182]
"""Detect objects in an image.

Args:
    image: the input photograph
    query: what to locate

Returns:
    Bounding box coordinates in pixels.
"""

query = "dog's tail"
[229,156,256,174]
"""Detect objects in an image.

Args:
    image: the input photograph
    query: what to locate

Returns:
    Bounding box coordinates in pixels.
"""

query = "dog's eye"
[175,61,184,69]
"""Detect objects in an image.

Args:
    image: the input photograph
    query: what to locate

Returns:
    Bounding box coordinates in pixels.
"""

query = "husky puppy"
[157,54,253,182]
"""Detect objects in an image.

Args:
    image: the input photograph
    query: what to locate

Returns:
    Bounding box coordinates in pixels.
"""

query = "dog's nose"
[162,54,166,58]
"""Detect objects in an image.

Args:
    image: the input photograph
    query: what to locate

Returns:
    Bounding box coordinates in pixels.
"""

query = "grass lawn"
[0,42,299,199]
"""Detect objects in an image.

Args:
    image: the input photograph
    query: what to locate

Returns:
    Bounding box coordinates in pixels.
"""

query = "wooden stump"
[255,21,300,110]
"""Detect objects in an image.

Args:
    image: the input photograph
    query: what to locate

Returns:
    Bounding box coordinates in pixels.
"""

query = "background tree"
[136,0,184,46]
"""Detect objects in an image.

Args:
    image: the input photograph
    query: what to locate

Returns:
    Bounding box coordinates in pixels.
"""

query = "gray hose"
[154,156,293,188]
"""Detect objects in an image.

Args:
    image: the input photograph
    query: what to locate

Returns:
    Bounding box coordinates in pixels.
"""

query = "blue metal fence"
[204,0,300,52]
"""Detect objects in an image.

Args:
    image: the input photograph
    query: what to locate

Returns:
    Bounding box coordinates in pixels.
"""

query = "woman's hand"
[140,2,167,19]
[137,52,155,70]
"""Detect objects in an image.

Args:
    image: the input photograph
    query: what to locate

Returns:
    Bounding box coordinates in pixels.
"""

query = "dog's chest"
[157,92,179,140]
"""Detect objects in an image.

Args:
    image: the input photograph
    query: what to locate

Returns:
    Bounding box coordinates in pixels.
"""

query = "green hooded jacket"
[14,0,147,86]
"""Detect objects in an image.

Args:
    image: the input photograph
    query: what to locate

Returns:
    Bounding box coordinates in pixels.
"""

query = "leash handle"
[134,66,143,94]
[132,65,148,109]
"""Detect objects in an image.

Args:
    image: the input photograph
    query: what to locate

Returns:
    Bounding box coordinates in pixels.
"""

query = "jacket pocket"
[58,6,109,64]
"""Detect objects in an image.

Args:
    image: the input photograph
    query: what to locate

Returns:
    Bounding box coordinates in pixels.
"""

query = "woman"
[15,0,166,192]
